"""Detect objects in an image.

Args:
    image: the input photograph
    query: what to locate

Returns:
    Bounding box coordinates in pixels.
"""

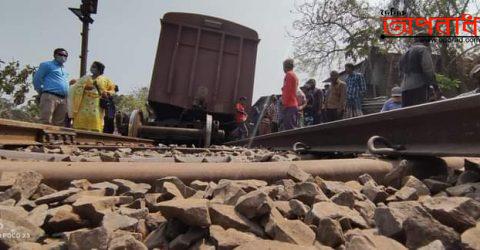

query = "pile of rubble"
[0,161,479,249]
[7,145,299,163]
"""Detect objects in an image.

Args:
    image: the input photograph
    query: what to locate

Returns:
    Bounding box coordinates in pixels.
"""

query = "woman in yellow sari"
[69,61,116,132]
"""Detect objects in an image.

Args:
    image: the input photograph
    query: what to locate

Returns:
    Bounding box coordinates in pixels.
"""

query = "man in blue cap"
[33,48,69,126]
[381,86,402,112]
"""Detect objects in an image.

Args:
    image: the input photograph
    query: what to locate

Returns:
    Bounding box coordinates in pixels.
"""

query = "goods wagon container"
[125,13,259,146]
[148,12,260,123]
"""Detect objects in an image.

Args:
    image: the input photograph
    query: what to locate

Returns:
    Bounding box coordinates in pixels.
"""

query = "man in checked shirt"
[344,63,366,118]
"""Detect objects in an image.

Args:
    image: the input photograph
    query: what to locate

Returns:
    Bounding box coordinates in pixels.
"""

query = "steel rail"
[0,158,396,188]
[0,118,154,147]
[227,94,480,157]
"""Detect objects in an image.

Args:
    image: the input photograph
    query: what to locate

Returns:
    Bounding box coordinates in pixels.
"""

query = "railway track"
[6,94,478,158]
[0,118,155,148]
[3,94,479,161]
[228,94,480,157]
[0,118,246,154]
[0,95,480,186]
[0,117,398,187]
[0,118,256,164]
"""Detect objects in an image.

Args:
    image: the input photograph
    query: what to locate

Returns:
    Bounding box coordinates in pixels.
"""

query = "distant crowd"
[232,60,372,139]
[33,48,118,133]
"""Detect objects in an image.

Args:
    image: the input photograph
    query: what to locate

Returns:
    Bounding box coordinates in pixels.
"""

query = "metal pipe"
[139,125,203,138]
[80,14,89,76]
[0,159,396,189]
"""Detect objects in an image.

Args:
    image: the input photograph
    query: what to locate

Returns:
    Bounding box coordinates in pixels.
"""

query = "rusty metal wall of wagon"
[148,12,260,117]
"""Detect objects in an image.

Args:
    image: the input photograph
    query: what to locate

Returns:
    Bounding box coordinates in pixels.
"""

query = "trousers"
[282,107,298,130]
[402,84,429,107]
[39,92,67,126]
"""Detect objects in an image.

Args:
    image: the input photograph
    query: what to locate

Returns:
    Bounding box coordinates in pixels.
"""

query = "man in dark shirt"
[321,84,330,123]
[398,33,439,107]
[304,79,323,125]
[103,85,119,134]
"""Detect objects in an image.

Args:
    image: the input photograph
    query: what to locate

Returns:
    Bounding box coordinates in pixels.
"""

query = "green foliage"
[0,60,36,105]
[0,60,39,121]
[115,86,149,114]
[435,73,460,91]
[0,97,40,122]
[22,97,41,121]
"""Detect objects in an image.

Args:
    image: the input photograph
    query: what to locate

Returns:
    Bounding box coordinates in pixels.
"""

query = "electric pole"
[69,0,98,77]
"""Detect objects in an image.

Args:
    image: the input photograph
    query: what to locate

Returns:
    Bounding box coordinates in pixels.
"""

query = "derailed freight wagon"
[125,12,260,146]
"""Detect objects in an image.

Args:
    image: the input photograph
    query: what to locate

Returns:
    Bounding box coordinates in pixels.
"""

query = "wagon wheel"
[128,110,144,137]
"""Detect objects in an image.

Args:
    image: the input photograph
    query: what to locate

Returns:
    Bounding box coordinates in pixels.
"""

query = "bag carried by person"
[93,81,109,109]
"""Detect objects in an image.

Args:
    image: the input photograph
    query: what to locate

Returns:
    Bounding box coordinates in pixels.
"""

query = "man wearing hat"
[381,86,403,112]
[398,32,439,106]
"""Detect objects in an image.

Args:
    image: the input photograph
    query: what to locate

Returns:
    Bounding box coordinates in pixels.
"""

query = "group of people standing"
[276,59,367,132]
[33,48,118,133]
[232,59,369,139]
[246,32,446,137]
[234,32,444,139]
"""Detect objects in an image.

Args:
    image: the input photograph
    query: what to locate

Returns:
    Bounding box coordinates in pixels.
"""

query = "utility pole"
[69,0,97,77]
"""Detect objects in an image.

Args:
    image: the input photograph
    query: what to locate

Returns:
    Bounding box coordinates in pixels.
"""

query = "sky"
[0,0,310,102]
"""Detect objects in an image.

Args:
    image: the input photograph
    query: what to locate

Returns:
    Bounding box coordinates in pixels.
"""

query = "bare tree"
[291,0,383,73]
[395,0,480,76]
[291,0,480,82]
